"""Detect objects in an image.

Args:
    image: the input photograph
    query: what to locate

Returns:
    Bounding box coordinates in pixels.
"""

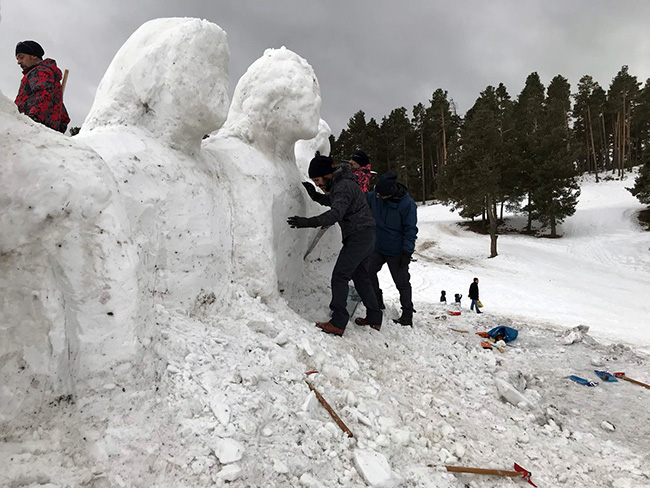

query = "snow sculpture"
[78,18,234,314]
[83,18,230,155]
[0,93,142,419]
[204,47,322,301]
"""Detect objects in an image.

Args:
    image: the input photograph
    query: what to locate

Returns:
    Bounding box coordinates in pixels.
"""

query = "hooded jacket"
[308,164,375,239]
[366,182,418,256]
[15,58,70,133]
[353,164,372,192]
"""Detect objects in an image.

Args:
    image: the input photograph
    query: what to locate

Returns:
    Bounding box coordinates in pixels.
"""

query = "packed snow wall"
[0,92,146,420]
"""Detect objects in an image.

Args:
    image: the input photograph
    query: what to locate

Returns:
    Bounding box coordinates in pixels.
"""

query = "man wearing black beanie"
[14,40,70,133]
[287,153,382,336]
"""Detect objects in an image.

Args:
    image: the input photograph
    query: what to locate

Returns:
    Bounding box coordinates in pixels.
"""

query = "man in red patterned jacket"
[15,40,70,133]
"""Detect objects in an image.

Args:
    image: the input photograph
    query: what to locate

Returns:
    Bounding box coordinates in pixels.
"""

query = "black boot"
[392,310,413,327]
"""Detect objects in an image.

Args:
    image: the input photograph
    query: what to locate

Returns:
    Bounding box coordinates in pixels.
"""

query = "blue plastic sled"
[487,326,518,343]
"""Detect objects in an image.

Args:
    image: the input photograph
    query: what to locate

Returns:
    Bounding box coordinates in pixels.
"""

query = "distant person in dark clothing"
[364,171,418,326]
[288,153,382,336]
[15,40,69,133]
[349,150,372,193]
[469,277,482,314]
[440,290,446,303]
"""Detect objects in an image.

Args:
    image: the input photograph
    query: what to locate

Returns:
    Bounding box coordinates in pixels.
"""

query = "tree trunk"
[441,107,448,167]
[487,194,498,257]
[587,105,599,182]
[526,192,532,232]
[600,113,609,171]
[550,215,557,237]
[500,201,504,221]
[421,129,426,204]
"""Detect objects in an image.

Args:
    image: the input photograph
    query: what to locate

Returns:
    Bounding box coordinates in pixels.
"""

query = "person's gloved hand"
[399,252,412,268]
[302,181,319,199]
[287,216,318,228]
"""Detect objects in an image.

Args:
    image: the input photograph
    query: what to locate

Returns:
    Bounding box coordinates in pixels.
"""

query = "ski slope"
[400,174,650,350]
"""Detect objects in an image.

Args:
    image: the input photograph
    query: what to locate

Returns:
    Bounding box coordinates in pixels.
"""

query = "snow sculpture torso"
[204,47,322,301]
[79,18,233,313]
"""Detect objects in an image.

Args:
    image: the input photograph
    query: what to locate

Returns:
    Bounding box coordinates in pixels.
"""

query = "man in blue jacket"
[363,172,418,326]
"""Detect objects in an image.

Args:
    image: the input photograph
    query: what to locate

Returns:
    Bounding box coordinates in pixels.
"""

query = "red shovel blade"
[514,463,537,487]
[613,372,625,378]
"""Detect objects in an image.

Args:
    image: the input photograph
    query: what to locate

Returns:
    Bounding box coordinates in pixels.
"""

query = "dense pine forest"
[330,66,650,256]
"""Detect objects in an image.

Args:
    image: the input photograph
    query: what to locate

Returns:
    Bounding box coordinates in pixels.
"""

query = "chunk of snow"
[211,438,245,464]
[353,449,403,488]
[217,464,242,481]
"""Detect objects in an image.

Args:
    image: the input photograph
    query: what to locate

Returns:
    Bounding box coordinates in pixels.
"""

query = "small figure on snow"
[14,40,70,133]
[469,277,482,314]
[288,153,382,336]
[440,290,446,303]
[454,293,462,305]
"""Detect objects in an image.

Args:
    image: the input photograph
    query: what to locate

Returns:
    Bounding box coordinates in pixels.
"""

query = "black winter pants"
[330,227,382,328]
[368,250,413,316]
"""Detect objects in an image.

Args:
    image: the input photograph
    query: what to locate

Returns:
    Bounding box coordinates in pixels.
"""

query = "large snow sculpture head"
[221,47,321,157]
[83,18,230,153]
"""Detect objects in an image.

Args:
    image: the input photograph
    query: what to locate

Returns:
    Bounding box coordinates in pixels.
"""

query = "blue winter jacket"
[366,183,418,256]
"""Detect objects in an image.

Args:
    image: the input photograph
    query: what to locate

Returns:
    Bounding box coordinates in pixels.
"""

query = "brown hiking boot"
[354,317,381,331]
[315,321,345,336]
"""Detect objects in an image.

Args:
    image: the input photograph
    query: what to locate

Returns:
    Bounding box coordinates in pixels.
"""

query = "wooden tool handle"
[444,466,521,477]
[61,69,69,96]
[623,376,650,389]
[306,381,354,438]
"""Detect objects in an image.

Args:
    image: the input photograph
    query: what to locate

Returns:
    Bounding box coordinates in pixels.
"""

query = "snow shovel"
[613,372,650,389]
[439,463,537,487]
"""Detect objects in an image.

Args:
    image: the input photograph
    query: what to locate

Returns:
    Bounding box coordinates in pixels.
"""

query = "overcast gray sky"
[2,0,650,135]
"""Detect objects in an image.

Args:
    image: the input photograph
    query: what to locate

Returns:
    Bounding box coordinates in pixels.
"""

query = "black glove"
[302,181,319,199]
[287,216,318,228]
[399,252,412,268]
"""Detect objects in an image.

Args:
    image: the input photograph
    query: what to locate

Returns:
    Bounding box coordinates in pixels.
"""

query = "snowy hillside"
[2,14,649,488]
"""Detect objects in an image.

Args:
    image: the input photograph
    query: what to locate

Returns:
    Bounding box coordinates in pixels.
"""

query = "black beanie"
[350,150,369,166]
[16,40,44,59]
[308,152,334,178]
[375,171,398,196]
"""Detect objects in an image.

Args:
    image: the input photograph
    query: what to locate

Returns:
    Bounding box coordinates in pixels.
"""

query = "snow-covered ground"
[408,175,650,351]
[2,13,649,488]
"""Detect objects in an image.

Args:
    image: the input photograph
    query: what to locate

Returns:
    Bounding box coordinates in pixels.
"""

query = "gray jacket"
[309,164,375,239]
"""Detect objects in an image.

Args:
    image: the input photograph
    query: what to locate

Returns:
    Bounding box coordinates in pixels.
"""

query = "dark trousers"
[330,228,382,328]
[368,250,413,316]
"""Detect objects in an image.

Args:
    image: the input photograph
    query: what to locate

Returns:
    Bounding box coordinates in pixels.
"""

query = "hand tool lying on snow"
[305,380,354,438]
[613,372,650,389]
[429,463,537,486]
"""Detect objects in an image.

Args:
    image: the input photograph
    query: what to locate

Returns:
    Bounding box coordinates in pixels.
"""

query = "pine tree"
[633,78,650,164]
[425,89,461,194]
[438,86,508,256]
[629,162,650,205]
[607,66,641,176]
[532,75,581,237]
[573,75,607,180]
[513,72,546,232]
